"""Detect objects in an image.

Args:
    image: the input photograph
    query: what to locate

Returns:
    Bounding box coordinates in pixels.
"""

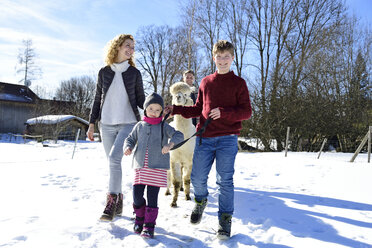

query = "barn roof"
[0,82,39,103]
[26,115,89,126]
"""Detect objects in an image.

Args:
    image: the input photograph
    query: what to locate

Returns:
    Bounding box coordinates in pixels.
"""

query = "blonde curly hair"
[104,34,136,67]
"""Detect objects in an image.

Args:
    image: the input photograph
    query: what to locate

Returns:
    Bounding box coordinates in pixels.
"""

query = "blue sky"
[0,0,181,96]
[0,0,371,97]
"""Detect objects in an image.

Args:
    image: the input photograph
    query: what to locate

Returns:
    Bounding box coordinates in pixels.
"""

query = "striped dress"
[133,147,167,187]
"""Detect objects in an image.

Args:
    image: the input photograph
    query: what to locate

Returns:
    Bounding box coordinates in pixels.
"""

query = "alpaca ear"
[190,86,196,92]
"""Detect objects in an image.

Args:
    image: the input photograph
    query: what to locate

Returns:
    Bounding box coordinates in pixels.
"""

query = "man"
[182,70,198,126]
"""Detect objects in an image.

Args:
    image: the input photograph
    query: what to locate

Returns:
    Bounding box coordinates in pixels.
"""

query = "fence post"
[285,127,290,157]
[350,130,369,163]
[317,138,328,159]
[368,126,371,163]
[72,129,81,159]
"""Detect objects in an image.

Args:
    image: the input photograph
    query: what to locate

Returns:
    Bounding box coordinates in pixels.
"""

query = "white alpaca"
[166,82,196,207]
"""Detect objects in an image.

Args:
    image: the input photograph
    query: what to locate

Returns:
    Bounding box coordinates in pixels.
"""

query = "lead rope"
[161,113,212,150]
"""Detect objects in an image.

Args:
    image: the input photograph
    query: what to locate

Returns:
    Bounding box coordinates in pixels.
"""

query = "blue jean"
[191,135,238,218]
[99,122,135,194]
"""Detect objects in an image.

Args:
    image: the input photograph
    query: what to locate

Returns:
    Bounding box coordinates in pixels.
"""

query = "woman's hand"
[87,123,95,141]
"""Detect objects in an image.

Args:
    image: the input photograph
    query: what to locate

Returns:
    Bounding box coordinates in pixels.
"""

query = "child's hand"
[124,148,132,156]
[209,107,221,120]
[162,142,174,154]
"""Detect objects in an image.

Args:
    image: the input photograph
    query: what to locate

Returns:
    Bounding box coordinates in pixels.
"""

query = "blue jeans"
[191,135,238,218]
[99,122,135,194]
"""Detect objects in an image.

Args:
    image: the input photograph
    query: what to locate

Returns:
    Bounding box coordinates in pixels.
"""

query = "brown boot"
[100,193,118,221]
[116,193,123,216]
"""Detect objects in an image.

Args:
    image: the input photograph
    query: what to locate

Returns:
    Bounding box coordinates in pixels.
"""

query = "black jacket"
[89,65,145,124]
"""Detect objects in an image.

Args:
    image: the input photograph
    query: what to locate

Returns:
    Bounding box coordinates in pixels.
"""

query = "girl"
[124,93,183,238]
[87,34,145,221]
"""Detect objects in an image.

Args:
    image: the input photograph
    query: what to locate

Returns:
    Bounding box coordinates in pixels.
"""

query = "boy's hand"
[162,142,174,154]
[209,107,221,120]
[124,148,132,156]
[164,105,174,119]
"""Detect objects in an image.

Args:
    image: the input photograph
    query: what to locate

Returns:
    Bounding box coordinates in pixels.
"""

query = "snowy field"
[0,137,371,248]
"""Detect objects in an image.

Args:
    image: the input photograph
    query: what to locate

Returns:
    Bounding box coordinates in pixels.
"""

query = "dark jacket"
[89,65,145,124]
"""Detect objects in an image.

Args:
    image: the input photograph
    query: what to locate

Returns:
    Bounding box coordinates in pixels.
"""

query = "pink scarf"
[143,116,163,125]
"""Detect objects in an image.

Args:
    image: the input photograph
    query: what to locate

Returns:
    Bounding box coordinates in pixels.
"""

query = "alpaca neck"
[174,115,192,130]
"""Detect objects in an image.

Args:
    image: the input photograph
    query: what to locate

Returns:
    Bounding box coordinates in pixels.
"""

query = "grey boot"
[190,198,207,224]
[217,213,232,240]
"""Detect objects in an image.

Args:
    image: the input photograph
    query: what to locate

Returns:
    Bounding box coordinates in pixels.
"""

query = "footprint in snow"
[77,232,91,241]
[13,235,27,241]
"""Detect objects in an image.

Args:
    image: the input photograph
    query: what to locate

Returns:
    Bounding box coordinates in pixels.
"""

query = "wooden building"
[0,82,79,135]
[0,82,39,134]
[25,115,89,140]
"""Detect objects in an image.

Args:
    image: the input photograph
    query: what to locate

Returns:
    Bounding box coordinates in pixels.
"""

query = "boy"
[165,40,252,239]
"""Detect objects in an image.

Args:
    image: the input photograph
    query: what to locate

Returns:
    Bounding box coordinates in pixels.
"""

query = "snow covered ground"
[0,137,371,248]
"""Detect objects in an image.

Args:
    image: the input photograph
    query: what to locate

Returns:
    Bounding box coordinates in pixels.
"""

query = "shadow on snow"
[234,187,372,248]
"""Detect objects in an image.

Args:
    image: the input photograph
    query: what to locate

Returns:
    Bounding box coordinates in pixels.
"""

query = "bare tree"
[136,25,186,101]
[32,85,52,99]
[180,0,205,83]
[54,75,96,119]
[285,0,344,98]
[247,0,276,150]
[267,0,299,150]
[179,0,370,152]
[181,0,198,70]
[16,39,42,85]
[194,0,226,74]
[223,0,251,77]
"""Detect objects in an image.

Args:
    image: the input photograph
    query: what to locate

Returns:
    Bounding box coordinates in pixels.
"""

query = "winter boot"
[133,201,146,234]
[100,193,118,221]
[116,193,123,216]
[217,213,232,240]
[141,207,159,239]
[190,198,207,224]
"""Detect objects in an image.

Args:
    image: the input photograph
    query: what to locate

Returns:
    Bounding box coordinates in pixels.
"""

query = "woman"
[87,34,145,221]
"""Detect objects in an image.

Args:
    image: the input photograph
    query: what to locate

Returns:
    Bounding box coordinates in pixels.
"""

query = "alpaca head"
[170,82,195,106]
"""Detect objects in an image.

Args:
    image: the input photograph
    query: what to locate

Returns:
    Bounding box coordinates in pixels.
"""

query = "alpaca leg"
[183,163,192,201]
[170,162,181,207]
[165,170,171,196]
[180,165,184,191]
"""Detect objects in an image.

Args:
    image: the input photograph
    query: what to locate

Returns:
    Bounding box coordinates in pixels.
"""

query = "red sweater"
[173,71,252,137]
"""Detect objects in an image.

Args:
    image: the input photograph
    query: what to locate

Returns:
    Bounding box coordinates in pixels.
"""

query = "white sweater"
[101,60,137,125]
